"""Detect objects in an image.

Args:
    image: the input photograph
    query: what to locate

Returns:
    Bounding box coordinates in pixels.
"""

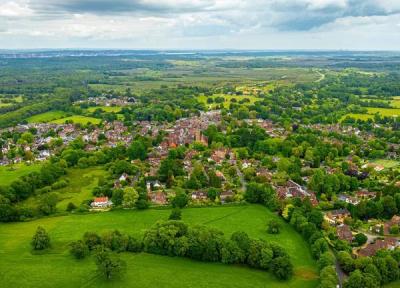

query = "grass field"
[0,205,318,288]
[371,159,400,169]
[51,115,101,125]
[342,106,400,121]
[198,93,261,109]
[86,106,123,113]
[27,111,68,123]
[56,168,108,211]
[0,163,42,186]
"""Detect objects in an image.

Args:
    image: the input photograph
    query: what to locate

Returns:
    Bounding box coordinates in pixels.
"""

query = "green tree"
[31,226,50,250]
[172,192,188,209]
[122,187,139,208]
[70,240,89,259]
[267,219,281,234]
[94,248,126,280]
[169,208,182,220]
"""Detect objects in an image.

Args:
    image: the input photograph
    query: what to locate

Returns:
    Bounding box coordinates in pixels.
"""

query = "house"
[276,180,319,206]
[336,224,353,243]
[358,238,399,257]
[338,194,360,205]
[325,209,351,225]
[220,190,234,203]
[149,191,167,205]
[191,191,208,201]
[384,215,400,235]
[91,197,113,208]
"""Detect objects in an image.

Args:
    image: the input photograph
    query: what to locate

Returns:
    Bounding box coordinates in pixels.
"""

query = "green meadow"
[198,93,261,109]
[27,111,68,123]
[86,106,123,113]
[0,163,42,186]
[51,115,101,125]
[0,205,318,288]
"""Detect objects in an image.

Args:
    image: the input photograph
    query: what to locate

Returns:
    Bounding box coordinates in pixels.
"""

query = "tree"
[337,251,355,273]
[112,189,124,206]
[94,248,126,280]
[128,140,147,161]
[66,202,77,212]
[172,192,188,209]
[31,226,50,250]
[122,187,139,208]
[70,240,89,259]
[317,252,335,271]
[354,233,368,246]
[311,238,329,259]
[38,193,58,215]
[169,208,182,220]
[267,219,281,234]
[270,256,293,280]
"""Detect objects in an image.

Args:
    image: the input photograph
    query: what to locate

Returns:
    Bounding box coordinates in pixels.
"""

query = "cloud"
[0,1,33,17]
[0,0,399,49]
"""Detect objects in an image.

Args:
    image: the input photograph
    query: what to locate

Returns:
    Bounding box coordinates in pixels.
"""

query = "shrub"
[169,208,182,220]
[83,231,101,250]
[353,233,368,246]
[66,202,77,212]
[31,226,50,250]
[270,256,293,280]
[70,240,89,259]
[267,219,281,234]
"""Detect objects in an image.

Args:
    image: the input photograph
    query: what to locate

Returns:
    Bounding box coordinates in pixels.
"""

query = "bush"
[31,226,50,250]
[101,230,129,252]
[136,199,149,210]
[83,231,101,250]
[270,256,293,280]
[70,240,89,259]
[66,202,77,212]
[169,208,182,220]
[51,180,68,190]
[267,219,281,234]
[94,247,126,280]
[353,233,368,246]
[127,236,143,252]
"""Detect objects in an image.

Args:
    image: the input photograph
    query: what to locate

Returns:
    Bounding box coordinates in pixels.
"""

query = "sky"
[0,0,399,50]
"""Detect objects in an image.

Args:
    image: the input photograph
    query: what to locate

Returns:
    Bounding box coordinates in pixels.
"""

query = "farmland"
[0,205,318,288]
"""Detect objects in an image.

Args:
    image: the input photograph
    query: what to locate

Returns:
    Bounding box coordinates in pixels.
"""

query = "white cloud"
[0,1,32,17]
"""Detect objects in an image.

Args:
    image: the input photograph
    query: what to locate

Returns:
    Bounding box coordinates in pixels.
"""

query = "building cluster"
[75,96,136,107]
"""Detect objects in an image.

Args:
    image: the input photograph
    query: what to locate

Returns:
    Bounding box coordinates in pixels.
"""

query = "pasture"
[51,115,101,125]
[26,111,67,123]
[0,163,42,186]
[86,106,123,113]
[0,205,318,288]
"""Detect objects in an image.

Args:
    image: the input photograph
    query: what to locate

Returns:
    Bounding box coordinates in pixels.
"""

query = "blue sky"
[0,0,399,50]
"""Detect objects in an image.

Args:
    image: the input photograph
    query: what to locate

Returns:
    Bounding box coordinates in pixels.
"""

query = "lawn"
[26,111,67,123]
[56,168,108,211]
[18,167,108,211]
[371,159,400,169]
[51,115,101,125]
[0,163,42,186]
[0,205,318,288]
[86,106,123,113]
[198,93,261,109]
[342,107,400,121]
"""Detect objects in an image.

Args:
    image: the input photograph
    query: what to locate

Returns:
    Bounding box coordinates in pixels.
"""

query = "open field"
[198,93,261,109]
[371,159,400,169]
[342,106,400,121]
[0,163,42,186]
[51,115,101,125]
[56,168,108,211]
[0,205,318,288]
[27,111,68,123]
[86,106,123,113]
